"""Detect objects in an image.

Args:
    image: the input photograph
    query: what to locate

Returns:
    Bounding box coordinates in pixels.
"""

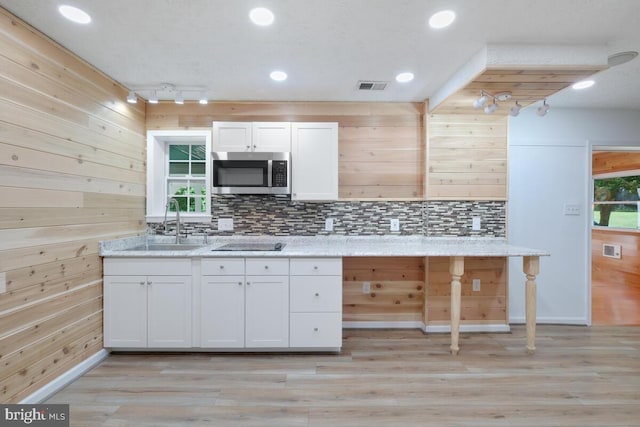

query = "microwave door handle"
[267,160,273,187]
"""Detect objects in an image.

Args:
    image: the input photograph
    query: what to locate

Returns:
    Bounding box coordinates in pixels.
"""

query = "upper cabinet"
[213,121,291,152]
[291,122,339,201]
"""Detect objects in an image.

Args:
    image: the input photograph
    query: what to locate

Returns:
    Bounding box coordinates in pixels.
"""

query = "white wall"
[508,107,640,325]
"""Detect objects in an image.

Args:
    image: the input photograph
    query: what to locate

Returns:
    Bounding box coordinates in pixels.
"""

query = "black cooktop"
[212,242,284,251]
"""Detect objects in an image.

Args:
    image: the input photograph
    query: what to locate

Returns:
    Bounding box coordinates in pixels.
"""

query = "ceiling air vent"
[357,80,388,91]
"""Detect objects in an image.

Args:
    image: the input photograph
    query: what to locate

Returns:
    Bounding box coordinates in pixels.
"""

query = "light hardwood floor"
[46,326,640,427]
[592,278,640,325]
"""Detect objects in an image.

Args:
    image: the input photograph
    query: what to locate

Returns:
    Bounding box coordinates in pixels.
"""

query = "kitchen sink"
[127,243,205,251]
[212,242,285,251]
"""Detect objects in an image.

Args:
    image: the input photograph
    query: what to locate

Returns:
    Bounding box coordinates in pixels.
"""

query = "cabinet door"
[252,122,291,152]
[291,122,338,201]
[201,276,245,348]
[147,276,192,348]
[104,276,148,348]
[213,121,252,152]
[245,275,289,348]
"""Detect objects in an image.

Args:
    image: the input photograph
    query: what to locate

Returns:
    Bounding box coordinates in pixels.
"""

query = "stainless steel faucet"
[163,197,181,244]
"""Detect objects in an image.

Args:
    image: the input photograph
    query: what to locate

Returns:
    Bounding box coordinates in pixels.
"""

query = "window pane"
[169,145,190,161]
[593,203,639,229]
[594,176,640,202]
[191,162,206,176]
[192,144,206,160]
[169,163,189,175]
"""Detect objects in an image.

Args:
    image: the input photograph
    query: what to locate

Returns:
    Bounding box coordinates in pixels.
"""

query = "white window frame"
[146,130,212,223]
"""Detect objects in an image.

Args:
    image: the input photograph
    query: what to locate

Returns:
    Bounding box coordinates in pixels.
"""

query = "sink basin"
[127,243,204,251]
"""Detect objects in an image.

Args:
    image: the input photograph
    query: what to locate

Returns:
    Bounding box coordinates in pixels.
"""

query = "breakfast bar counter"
[101,235,549,354]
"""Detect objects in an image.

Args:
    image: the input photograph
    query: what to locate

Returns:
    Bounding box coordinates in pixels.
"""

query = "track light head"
[199,92,208,105]
[473,94,489,109]
[536,100,550,117]
[484,101,498,114]
[174,91,184,105]
[148,90,158,104]
[509,102,522,117]
[126,90,137,104]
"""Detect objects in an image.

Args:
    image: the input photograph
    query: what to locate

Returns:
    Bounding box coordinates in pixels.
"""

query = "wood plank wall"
[0,9,146,403]
[147,101,425,199]
[426,113,508,200]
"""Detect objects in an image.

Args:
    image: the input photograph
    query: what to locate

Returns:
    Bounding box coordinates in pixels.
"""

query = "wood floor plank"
[45,326,640,426]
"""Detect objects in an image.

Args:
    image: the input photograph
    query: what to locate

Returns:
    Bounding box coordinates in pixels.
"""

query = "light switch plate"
[218,218,234,231]
[390,218,400,231]
[564,204,581,216]
[472,278,481,292]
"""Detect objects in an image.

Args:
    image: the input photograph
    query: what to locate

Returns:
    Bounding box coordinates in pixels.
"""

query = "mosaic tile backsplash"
[152,196,506,238]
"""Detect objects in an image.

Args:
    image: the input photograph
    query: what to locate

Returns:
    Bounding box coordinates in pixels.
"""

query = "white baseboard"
[424,324,511,333]
[509,316,588,325]
[342,321,425,329]
[20,349,109,404]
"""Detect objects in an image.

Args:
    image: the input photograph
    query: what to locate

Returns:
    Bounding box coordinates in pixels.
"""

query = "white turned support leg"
[523,256,540,354]
[449,256,464,355]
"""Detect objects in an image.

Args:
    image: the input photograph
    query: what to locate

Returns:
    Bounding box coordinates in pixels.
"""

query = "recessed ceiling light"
[270,70,287,82]
[572,80,595,90]
[58,5,91,24]
[249,7,274,26]
[607,51,638,67]
[429,10,455,29]
[395,72,414,83]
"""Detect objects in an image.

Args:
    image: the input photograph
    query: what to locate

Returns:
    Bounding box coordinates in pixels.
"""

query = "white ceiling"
[2,0,640,110]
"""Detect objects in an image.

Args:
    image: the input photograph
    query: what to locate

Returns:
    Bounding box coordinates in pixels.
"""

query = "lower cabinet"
[200,258,290,348]
[103,258,192,348]
[103,256,342,351]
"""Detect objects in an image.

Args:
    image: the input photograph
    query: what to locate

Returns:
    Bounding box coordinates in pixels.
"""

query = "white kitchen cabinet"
[200,258,289,349]
[289,258,342,349]
[213,121,291,152]
[104,258,192,349]
[291,122,339,201]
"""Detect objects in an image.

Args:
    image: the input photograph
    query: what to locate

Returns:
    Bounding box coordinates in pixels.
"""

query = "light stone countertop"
[100,235,549,258]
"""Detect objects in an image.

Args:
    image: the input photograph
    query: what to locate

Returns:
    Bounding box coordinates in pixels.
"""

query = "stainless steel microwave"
[212,152,290,195]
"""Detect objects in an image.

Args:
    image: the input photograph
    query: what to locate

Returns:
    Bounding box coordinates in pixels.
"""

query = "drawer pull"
[314,266,318,270]
[247,282,251,286]
[238,282,243,286]
[147,281,152,285]
[219,265,224,269]
[314,328,319,332]
[315,293,320,297]
[264,265,269,269]
[139,281,145,286]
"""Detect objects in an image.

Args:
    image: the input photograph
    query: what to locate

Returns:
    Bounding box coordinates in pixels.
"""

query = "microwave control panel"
[272,161,288,187]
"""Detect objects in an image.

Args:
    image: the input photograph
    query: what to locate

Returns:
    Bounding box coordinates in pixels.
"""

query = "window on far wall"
[167,143,207,213]
[593,173,640,230]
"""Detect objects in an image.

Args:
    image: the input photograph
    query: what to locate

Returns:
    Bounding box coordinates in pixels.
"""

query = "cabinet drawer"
[290,276,342,312]
[290,258,342,276]
[245,258,289,276]
[104,257,191,276]
[201,258,245,275]
[290,313,342,348]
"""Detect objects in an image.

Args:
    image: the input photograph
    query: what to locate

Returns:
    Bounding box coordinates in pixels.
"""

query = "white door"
[213,121,252,152]
[291,122,338,200]
[104,276,148,347]
[252,122,291,152]
[200,276,246,347]
[245,276,289,348]
[147,276,192,347]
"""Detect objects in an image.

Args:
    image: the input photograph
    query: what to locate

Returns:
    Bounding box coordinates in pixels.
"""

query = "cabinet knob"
[246,145,250,149]
[253,145,257,149]
[238,282,243,286]
[314,328,319,332]
[246,282,251,286]
[139,281,145,286]
[264,265,269,269]
[314,266,318,270]
[219,265,224,269]
[315,293,320,297]
[147,281,152,286]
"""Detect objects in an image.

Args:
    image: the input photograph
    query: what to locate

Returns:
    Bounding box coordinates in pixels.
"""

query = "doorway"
[591,148,640,325]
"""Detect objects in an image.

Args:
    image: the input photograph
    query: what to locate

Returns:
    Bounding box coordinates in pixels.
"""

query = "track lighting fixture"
[473,90,549,117]
[126,90,137,104]
[125,83,211,104]
[536,100,550,117]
